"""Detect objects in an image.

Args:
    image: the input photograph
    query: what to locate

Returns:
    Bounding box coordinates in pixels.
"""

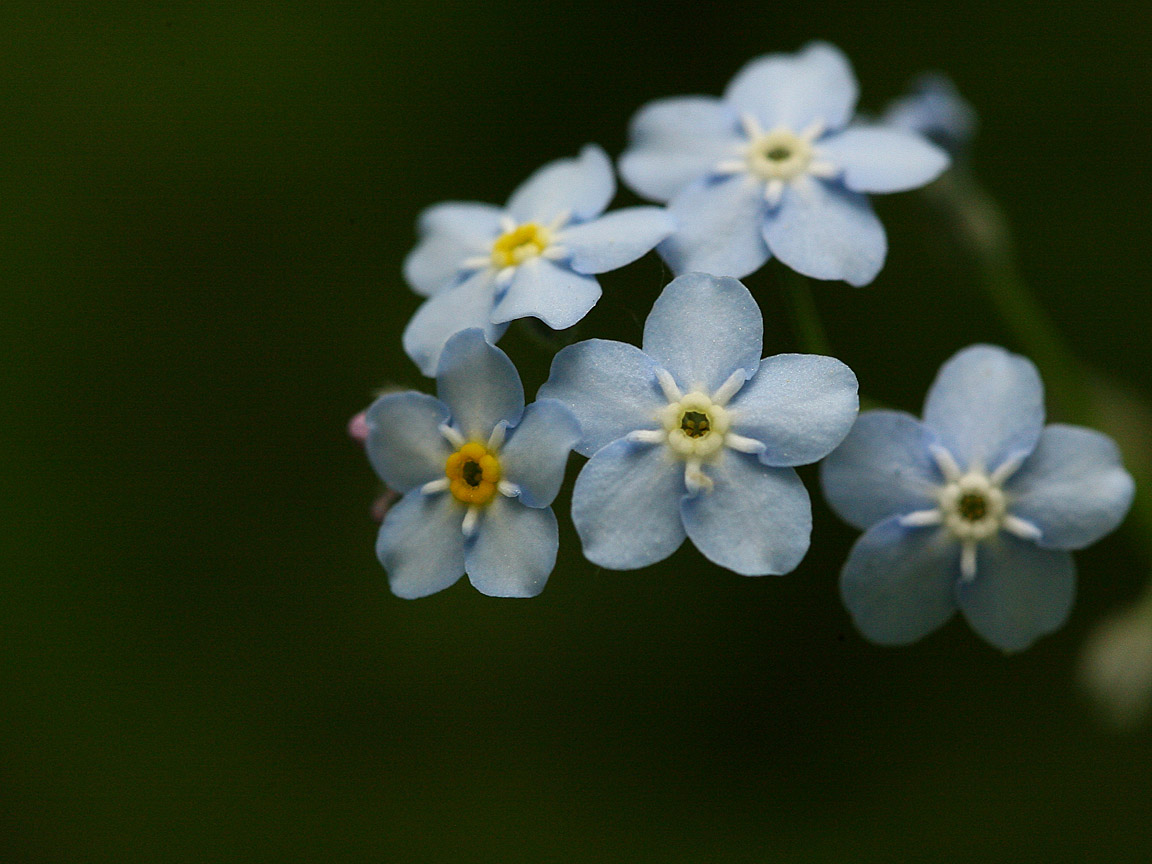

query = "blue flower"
[402,145,675,376]
[364,329,580,598]
[883,72,977,161]
[820,345,1135,652]
[539,272,858,575]
[618,42,950,286]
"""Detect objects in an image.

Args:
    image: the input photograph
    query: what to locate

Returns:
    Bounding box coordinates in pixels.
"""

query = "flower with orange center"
[444,441,502,506]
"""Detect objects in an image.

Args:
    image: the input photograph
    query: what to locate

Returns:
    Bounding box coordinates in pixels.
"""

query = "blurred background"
[4,0,1152,861]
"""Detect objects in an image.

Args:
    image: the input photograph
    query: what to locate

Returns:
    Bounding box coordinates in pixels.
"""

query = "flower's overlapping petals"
[922,344,1044,472]
[958,534,1076,653]
[506,144,614,225]
[465,496,558,598]
[883,73,977,158]
[436,329,524,439]
[402,270,505,377]
[819,411,943,531]
[490,258,602,330]
[840,517,959,645]
[723,42,858,132]
[819,127,950,194]
[403,202,502,296]
[728,353,858,467]
[364,392,452,493]
[377,492,465,599]
[499,399,581,508]
[681,454,811,576]
[571,439,686,569]
[618,96,741,202]
[763,180,886,287]
[658,175,770,279]
[559,207,676,275]
[642,272,762,393]
[539,340,665,457]
[1005,424,1135,550]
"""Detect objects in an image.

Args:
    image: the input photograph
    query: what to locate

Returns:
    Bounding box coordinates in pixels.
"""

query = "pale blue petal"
[819,411,942,531]
[499,399,581,508]
[642,272,762,393]
[506,144,614,225]
[377,491,466,599]
[658,175,770,279]
[490,258,601,330]
[727,353,858,467]
[436,329,524,440]
[401,269,504,377]
[364,392,452,492]
[723,42,858,132]
[883,73,977,158]
[404,202,502,297]
[1005,424,1135,550]
[571,439,686,570]
[680,453,811,576]
[922,344,1044,473]
[840,517,959,646]
[763,179,886,287]
[818,127,950,193]
[466,496,557,598]
[618,96,742,202]
[559,207,675,275]
[538,340,665,457]
[958,534,1076,653]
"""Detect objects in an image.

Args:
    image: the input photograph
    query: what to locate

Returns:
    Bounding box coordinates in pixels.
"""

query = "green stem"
[781,270,833,357]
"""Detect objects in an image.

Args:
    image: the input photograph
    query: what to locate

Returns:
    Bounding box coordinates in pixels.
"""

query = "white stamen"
[496,266,516,286]
[740,112,763,138]
[655,367,682,403]
[684,458,713,493]
[929,445,963,483]
[900,508,944,527]
[1003,515,1043,541]
[723,432,764,454]
[487,422,507,451]
[807,160,839,179]
[439,423,466,448]
[627,429,667,445]
[800,119,826,141]
[461,506,482,537]
[547,209,571,232]
[712,369,747,406]
[990,455,1025,486]
[960,541,978,582]
[714,159,747,175]
[542,245,567,260]
[421,478,450,495]
[498,480,521,498]
[764,179,785,206]
[499,215,517,233]
[462,255,491,271]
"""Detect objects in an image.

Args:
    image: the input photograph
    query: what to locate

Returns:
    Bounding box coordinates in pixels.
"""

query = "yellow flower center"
[490,223,550,269]
[445,441,502,506]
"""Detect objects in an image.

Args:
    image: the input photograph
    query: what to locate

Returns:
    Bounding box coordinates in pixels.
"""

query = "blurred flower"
[821,345,1135,652]
[883,72,977,161]
[1079,601,1152,728]
[539,272,857,575]
[618,41,949,286]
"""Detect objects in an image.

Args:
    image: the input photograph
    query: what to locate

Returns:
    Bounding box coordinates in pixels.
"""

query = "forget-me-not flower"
[364,329,580,598]
[883,72,977,161]
[821,345,1135,652]
[539,272,858,575]
[618,42,950,286]
[402,145,675,376]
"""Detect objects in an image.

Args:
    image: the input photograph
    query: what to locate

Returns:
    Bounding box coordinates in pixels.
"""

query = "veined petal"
[680,453,811,576]
[642,272,762,393]
[404,202,503,296]
[377,492,466,599]
[658,175,770,280]
[402,269,504,377]
[490,258,602,330]
[506,144,614,225]
[1005,424,1135,550]
[819,126,950,193]
[571,438,686,570]
[364,392,453,492]
[727,353,858,467]
[559,207,675,275]
[436,329,524,440]
[499,398,581,508]
[466,496,558,598]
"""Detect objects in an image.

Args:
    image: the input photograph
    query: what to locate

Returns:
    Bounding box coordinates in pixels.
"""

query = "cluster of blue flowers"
[355,42,1134,653]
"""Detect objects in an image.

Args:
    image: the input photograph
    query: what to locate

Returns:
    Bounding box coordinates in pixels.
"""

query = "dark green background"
[5,1,1152,861]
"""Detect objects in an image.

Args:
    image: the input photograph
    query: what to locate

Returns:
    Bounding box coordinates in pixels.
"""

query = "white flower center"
[711,114,840,207]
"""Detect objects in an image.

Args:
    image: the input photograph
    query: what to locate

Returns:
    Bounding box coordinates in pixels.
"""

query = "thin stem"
[781,270,833,356]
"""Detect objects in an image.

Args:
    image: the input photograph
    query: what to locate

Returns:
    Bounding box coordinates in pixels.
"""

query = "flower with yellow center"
[444,441,502,506]
[489,223,552,270]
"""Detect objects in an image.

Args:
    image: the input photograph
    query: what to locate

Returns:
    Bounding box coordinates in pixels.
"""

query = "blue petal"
[819,411,942,531]
[377,491,466,599]
[403,202,502,297]
[883,73,978,158]
[538,340,666,457]
[499,398,581,508]
[571,438,686,569]
[559,207,675,275]
[727,353,858,467]
[658,175,770,279]
[436,329,524,440]
[402,269,505,377]
[818,126,950,194]
[364,392,452,492]
[466,496,558,598]
[840,516,959,646]
[763,179,886,287]
[723,42,858,132]
[505,144,614,225]
[642,272,762,393]
[490,258,602,330]
[958,534,1076,653]
[618,96,742,202]
[1004,424,1135,550]
[680,452,810,576]
[922,344,1044,473]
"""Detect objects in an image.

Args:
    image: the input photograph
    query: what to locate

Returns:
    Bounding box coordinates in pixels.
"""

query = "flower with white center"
[617,41,950,286]
[820,344,1135,652]
[401,145,675,376]
[539,272,858,576]
[363,329,580,598]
